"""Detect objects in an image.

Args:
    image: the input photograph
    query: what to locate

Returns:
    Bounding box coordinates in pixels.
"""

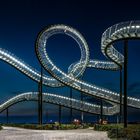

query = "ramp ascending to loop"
[0,21,140,115]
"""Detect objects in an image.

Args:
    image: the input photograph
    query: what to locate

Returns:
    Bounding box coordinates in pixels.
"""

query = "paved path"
[0,126,110,140]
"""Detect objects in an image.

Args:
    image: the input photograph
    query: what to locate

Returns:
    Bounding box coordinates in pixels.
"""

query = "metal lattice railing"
[0,21,140,115]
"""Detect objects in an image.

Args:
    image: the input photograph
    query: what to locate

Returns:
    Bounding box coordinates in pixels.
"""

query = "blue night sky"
[0,0,140,123]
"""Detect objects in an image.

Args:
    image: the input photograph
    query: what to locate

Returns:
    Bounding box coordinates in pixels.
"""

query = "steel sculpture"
[0,21,140,117]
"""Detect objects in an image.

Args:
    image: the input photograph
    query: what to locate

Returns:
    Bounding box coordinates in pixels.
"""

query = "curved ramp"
[0,21,140,115]
[0,92,119,115]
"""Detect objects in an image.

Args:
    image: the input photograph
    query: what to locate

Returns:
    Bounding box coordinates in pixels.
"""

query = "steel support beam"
[124,40,128,128]
[100,99,103,124]
[81,93,84,123]
[59,105,61,124]
[38,66,43,125]
[6,108,9,124]
[80,76,84,123]
[119,68,122,123]
[70,88,72,123]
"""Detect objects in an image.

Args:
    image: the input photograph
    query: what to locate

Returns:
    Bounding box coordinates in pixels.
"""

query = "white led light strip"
[0,21,140,115]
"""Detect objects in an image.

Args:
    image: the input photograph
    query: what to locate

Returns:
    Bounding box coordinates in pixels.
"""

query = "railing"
[0,22,140,115]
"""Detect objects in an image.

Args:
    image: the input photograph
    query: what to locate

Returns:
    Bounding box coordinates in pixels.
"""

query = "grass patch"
[0,125,2,130]
[94,124,140,140]
[2,123,89,130]
[108,124,140,140]
[94,124,123,131]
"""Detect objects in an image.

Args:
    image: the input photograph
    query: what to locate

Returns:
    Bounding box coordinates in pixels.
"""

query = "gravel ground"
[0,126,110,140]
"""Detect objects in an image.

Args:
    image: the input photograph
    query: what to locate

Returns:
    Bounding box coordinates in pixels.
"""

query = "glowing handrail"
[0,92,118,115]
[0,21,140,115]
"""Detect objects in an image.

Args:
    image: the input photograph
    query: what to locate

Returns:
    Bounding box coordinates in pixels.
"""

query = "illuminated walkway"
[0,92,118,115]
[0,21,140,115]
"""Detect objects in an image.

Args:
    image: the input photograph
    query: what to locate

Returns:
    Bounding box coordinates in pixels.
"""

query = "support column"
[81,93,84,123]
[59,105,61,124]
[119,68,122,123]
[124,40,128,128]
[6,108,9,124]
[80,76,84,123]
[46,110,47,123]
[70,88,73,123]
[100,99,103,124]
[38,66,43,125]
